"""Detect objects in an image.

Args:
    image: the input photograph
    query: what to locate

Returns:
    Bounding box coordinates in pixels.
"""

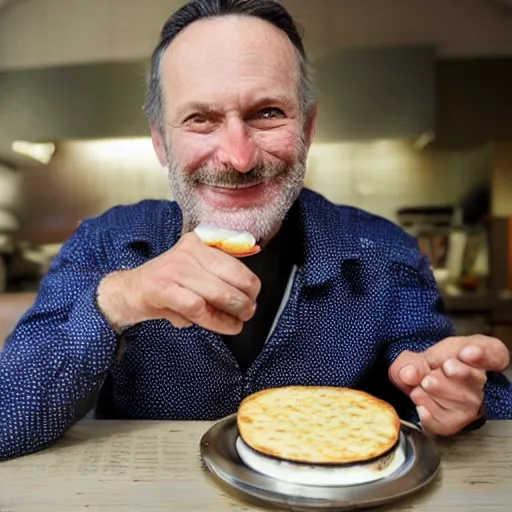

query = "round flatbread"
[237,386,401,465]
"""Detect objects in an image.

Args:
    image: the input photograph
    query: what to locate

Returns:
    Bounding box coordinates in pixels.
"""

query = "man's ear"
[304,103,318,149]
[150,124,168,167]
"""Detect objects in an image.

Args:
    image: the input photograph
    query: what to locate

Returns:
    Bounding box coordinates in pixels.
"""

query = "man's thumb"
[388,350,431,396]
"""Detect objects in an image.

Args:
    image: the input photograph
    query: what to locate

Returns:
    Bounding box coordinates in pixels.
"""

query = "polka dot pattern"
[1,188,511,461]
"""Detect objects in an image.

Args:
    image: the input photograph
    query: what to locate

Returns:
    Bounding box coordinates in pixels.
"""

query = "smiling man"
[1,0,511,461]
[157,14,309,241]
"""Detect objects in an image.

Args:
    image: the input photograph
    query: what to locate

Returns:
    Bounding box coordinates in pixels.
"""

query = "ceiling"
[1,0,511,14]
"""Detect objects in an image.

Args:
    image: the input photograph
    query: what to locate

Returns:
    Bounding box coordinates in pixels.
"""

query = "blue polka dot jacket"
[1,188,511,460]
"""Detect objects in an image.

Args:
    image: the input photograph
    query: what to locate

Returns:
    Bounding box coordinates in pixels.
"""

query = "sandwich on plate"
[236,386,405,486]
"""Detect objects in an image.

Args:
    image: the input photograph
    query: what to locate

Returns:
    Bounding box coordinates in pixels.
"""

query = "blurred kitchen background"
[0,0,512,347]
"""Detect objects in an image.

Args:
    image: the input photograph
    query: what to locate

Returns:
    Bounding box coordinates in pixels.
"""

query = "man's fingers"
[131,232,262,334]
[188,234,262,303]
[159,283,244,335]
[424,335,510,373]
[442,358,487,387]
[410,386,448,428]
[196,302,245,336]
[399,365,421,387]
[458,340,510,373]
[410,386,473,437]
[416,404,466,437]
[423,337,467,369]
[388,350,431,395]
[409,365,485,437]
[172,267,256,322]
[410,385,447,413]
[419,368,484,411]
[389,335,506,437]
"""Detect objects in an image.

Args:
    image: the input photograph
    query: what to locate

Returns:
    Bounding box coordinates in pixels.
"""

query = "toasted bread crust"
[237,386,401,465]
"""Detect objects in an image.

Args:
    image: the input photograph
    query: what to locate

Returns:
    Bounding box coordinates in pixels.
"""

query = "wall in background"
[16,139,167,243]
[306,140,490,221]
[15,138,491,244]
[492,140,512,217]
[1,0,512,71]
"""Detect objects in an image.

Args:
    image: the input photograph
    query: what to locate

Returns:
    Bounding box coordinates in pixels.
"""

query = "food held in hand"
[194,224,261,257]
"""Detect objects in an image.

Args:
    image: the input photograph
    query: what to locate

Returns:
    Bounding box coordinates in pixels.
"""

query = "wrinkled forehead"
[159,15,301,113]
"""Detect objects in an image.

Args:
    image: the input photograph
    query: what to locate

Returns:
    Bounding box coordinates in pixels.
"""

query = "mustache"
[190,164,286,188]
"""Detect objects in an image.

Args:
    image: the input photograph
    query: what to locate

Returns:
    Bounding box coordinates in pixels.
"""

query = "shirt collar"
[114,200,183,257]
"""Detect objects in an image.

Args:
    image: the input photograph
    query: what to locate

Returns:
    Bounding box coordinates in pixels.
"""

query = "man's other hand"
[389,335,510,436]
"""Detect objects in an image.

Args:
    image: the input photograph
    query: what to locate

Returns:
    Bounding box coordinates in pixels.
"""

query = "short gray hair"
[143,0,317,132]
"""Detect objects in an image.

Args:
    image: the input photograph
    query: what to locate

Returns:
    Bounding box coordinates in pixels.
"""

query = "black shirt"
[221,217,295,372]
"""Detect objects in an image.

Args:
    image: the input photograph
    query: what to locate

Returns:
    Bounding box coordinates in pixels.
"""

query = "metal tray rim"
[200,413,441,511]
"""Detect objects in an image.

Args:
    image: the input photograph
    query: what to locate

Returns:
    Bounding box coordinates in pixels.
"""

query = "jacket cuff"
[461,400,488,432]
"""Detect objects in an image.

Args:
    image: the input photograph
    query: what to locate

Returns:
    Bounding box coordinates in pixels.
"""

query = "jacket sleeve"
[381,251,512,424]
[0,220,119,461]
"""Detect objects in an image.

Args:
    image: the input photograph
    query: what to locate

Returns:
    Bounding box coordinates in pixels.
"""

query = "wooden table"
[0,420,511,511]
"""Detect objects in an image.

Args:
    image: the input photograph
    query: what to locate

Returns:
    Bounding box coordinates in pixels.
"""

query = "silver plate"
[200,414,441,511]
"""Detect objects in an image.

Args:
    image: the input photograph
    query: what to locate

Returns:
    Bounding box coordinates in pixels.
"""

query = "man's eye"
[258,108,285,119]
[186,114,208,124]
[184,114,216,132]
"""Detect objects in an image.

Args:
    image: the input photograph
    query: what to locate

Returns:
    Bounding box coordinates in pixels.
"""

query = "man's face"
[151,15,315,241]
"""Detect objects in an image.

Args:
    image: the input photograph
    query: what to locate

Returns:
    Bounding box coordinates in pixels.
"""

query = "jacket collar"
[292,189,361,287]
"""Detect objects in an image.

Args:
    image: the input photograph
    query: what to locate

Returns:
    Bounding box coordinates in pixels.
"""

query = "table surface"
[0,419,511,512]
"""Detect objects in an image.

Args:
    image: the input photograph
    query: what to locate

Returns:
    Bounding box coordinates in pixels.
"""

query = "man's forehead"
[164,15,296,62]
[159,15,299,103]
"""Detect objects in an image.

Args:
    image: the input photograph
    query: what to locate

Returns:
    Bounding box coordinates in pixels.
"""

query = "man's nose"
[216,117,258,173]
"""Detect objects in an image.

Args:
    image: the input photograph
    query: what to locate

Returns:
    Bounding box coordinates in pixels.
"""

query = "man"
[0,0,511,461]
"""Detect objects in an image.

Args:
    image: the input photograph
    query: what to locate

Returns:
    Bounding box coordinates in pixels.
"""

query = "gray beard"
[165,144,307,242]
